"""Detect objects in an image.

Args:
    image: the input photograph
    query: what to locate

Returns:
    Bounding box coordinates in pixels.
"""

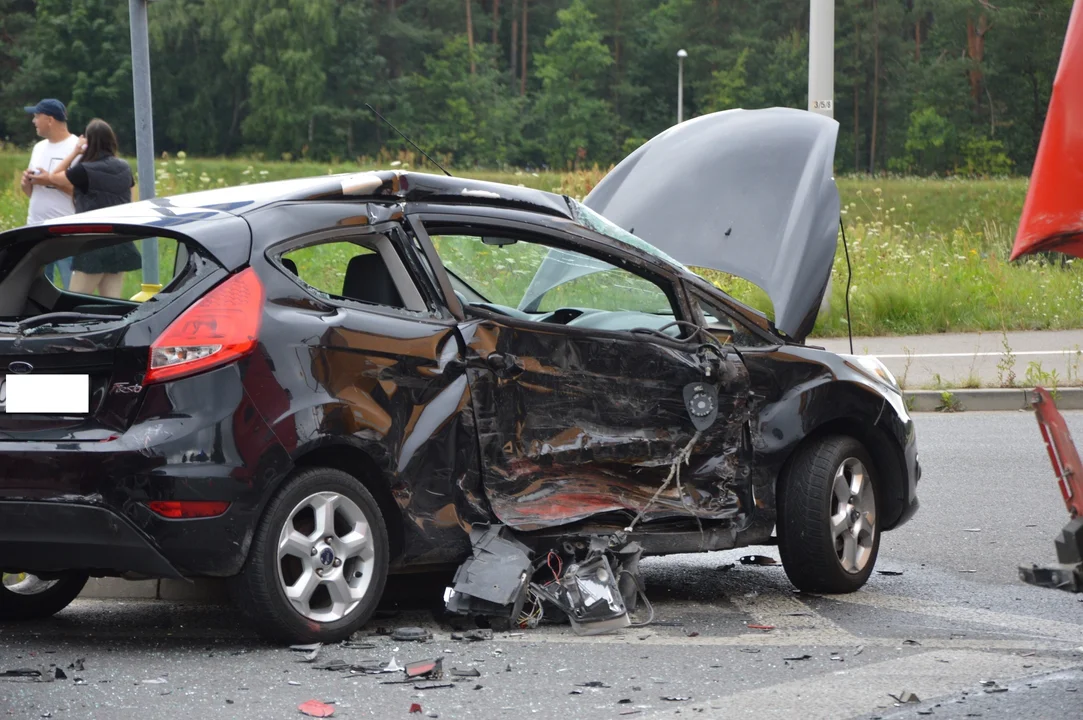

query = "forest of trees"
[0,0,1075,175]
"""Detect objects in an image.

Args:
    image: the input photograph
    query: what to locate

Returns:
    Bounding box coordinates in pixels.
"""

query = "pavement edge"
[905,387,1083,412]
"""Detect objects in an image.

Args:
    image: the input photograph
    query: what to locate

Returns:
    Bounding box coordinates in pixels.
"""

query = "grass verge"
[1,151,1079,339]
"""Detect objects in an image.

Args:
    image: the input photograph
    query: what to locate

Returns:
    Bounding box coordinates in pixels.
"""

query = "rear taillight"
[144,267,264,385]
[146,501,231,519]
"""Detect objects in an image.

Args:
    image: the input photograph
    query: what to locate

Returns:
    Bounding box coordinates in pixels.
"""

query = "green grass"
[1,150,1079,338]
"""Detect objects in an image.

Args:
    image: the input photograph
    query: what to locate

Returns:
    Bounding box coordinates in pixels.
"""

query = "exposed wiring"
[631,321,724,349]
[620,569,656,628]
[624,430,702,532]
[841,216,854,356]
[517,588,544,629]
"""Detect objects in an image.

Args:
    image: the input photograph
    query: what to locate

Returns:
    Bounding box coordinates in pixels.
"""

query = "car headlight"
[842,354,901,394]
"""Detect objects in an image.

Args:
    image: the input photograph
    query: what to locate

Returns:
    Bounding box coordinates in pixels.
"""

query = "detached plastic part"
[534,553,631,636]
[444,524,533,620]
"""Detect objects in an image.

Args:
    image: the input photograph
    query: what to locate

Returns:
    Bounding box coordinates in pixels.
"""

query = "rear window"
[0,232,215,328]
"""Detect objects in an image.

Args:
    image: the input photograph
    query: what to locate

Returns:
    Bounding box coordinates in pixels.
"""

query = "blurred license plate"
[0,374,89,414]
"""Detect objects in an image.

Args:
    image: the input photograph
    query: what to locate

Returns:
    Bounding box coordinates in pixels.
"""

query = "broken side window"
[274,234,428,314]
[694,294,772,348]
[426,229,686,338]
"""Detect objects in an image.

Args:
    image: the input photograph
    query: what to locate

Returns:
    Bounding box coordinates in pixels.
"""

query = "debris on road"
[404,659,443,680]
[716,563,735,572]
[450,668,481,678]
[312,660,352,672]
[298,700,335,718]
[877,570,904,576]
[444,524,652,636]
[0,668,42,680]
[889,691,920,704]
[784,654,811,661]
[409,703,423,714]
[392,627,433,642]
[747,624,775,631]
[450,629,492,642]
[414,682,454,690]
[739,555,778,566]
[291,644,323,663]
[662,696,691,701]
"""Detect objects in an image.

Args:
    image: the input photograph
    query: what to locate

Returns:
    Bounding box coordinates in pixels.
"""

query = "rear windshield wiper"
[16,312,124,331]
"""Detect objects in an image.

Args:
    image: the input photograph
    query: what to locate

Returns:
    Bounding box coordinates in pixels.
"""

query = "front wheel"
[0,571,89,621]
[230,467,390,644]
[778,435,881,593]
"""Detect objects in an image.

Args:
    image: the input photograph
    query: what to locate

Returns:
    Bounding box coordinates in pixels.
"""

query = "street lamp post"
[677,49,688,124]
[128,0,160,300]
[808,0,834,118]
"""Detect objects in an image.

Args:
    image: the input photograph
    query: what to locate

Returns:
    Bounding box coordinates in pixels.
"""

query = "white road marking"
[641,649,1078,720]
[861,350,1080,359]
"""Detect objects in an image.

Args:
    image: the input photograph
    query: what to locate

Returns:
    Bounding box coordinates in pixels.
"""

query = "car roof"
[67,171,576,222]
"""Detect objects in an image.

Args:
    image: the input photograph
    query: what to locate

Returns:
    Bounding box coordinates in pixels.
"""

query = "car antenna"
[365,103,452,177]
[840,215,854,355]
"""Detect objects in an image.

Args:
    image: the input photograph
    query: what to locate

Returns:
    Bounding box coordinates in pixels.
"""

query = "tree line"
[0,0,1074,176]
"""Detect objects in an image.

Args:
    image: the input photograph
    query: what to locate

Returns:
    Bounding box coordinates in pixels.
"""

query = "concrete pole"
[677,49,687,123]
[129,0,159,291]
[808,0,834,118]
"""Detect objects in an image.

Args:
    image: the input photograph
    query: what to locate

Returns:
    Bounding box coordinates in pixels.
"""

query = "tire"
[230,466,390,644]
[0,571,89,621]
[777,435,881,593]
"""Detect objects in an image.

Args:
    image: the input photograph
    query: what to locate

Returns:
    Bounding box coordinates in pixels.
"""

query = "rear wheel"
[778,435,881,593]
[0,571,89,621]
[230,467,390,643]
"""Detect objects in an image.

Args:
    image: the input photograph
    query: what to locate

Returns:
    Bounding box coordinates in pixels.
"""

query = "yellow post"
[130,283,163,302]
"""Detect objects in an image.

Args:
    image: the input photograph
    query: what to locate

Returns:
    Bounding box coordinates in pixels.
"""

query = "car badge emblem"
[319,548,335,566]
[7,361,32,375]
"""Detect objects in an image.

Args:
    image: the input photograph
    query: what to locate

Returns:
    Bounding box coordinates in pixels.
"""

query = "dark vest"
[73,155,133,214]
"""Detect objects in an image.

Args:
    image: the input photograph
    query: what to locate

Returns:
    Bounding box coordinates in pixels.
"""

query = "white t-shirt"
[26,134,80,224]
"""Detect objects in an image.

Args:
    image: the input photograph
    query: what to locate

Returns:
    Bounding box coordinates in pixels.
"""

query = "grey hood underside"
[582,107,841,342]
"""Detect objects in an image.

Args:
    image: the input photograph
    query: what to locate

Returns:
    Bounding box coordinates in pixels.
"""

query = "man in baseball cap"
[23,98,67,122]
[21,97,78,288]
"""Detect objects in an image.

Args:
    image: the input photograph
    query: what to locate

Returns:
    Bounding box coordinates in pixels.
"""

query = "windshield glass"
[568,199,684,268]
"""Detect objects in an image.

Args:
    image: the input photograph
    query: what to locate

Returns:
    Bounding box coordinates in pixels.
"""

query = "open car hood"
[582,107,841,341]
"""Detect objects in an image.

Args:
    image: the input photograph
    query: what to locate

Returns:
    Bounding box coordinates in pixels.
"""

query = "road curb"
[905,387,1083,412]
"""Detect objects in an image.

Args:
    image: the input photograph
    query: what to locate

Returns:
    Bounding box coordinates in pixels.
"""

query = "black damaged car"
[0,108,919,642]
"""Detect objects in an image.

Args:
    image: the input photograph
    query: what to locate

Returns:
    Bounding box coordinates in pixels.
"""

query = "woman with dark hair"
[48,118,141,298]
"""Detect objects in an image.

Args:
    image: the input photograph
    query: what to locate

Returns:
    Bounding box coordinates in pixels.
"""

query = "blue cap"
[23,99,67,122]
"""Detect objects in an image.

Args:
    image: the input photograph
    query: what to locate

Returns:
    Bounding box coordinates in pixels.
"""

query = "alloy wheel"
[829,457,877,574]
[276,491,377,623]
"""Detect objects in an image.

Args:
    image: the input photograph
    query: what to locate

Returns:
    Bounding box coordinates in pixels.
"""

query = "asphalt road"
[4,411,1083,720]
